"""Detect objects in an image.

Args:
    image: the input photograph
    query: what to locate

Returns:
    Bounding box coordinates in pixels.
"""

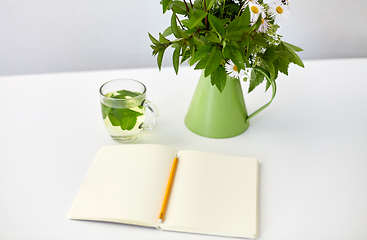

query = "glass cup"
[99,79,159,143]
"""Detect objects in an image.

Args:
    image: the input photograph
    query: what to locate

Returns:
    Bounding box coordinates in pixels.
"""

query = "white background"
[1,0,367,76]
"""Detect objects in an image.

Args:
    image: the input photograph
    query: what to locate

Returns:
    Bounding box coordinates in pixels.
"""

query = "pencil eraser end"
[158,219,162,224]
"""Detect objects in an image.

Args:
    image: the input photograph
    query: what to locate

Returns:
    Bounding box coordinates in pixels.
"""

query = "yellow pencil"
[158,156,178,223]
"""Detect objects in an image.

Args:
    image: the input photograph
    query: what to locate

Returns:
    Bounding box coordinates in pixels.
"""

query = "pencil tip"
[158,219,162,224]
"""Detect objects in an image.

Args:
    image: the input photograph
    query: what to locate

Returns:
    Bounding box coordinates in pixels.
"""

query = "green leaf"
[223,30,246,41]
[258,47,277,81]
[162,26,173,37]
[181,19,190,28]
[107,90,140,100]
[282,41,303,52]
[188,37,195,58]
[204,47,222,77]
[260,58,276,81]
[206,31,221,43]
[171,1,188,15]
[172,45,181,74]
[274,48,292,75]
[103,90,144,130]
[108,113,120,126]
[151,46,158,55]
[186,9,207,29]
[101,103,111,119]
[206,0,216,9]
[157,48,166,71]
[262,46,278,63]
[190,45,212,65]
[223,45,231,59]
[120,114,137,130]
[119,109,144,131]
[159,33,170,44]
[181,48,191,63]
[189,37,195,57]
[248,68,265,93]
[253,34,268,48]
[194,54,210,70]
[225,16,240,33]
[210,66,227,93]
[148,33,160,45]
[108,108,144,131]
[111,108,125,121]
[237,5,251,28]
[281,41,304,68]
[162,0,173,13]
[237,40,249,65]
[180,43,190,64]
[208,13,225,37]
[192,35,205,46]
[116,90,140,98]
[171,13,182,38]
[224,2,240,17]
[229,45,246,70]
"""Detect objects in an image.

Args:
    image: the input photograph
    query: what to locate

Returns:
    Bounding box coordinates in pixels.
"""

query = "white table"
[1,59,366,239]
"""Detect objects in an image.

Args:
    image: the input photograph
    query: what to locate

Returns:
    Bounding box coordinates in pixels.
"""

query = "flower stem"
[183,0,189,13]
[175,13,184,29]
[204,0,208,29]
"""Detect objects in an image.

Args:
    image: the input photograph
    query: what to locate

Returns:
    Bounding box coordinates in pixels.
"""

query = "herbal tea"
[101,90,145,140]
[100,79,158,143]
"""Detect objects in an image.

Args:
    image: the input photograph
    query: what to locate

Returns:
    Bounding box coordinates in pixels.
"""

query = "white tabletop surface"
[1,58,366,239]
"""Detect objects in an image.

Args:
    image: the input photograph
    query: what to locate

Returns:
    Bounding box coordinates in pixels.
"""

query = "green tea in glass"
[99,79,159,143]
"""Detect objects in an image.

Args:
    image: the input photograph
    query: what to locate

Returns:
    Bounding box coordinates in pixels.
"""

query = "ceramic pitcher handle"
[140,100,159,131]
[247,71,277,120]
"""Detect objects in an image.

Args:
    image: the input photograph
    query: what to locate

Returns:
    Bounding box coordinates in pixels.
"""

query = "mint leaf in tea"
[101,90,145,136]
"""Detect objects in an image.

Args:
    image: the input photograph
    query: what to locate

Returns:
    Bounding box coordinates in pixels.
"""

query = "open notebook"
[68,144,259,238]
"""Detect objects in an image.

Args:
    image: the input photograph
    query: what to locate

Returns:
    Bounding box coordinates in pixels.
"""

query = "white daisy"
[225,61,245,80]
[269,1,291,24]
[242,0,265,23]
[258,18,270,33]
[247,2,265,23]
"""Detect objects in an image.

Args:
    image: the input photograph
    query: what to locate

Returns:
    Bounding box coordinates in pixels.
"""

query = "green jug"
[184,71,276,138]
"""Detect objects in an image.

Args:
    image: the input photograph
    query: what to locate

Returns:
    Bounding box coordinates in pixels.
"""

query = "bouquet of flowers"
[149,0,304,93]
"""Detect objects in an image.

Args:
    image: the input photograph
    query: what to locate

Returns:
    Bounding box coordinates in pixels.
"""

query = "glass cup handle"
[140,100,159,131]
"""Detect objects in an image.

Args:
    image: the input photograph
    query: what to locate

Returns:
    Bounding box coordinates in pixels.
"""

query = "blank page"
[162,150,259,238]
[68,144,177,227]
